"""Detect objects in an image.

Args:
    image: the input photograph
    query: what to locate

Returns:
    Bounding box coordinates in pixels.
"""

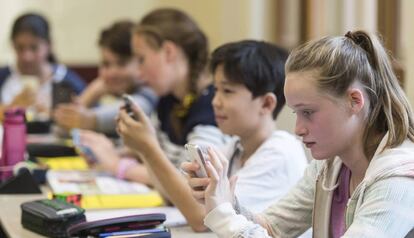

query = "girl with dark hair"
[0,13,85,121]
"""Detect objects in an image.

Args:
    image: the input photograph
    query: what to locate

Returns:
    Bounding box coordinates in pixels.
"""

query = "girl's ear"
[261,92,277,116]
[161,40,178,63]
[347,87,365,114]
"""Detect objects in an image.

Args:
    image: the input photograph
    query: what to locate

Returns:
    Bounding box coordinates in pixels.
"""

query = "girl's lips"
[304,142,316,148]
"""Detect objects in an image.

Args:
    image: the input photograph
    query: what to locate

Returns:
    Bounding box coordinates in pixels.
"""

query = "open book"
[47,170,164,209]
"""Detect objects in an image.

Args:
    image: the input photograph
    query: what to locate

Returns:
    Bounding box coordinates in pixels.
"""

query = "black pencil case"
[67,213,171,238]
[21,199,86,238]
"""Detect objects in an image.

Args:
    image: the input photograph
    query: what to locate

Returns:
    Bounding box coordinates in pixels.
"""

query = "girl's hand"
[11,87,36,108]
[203,147,238,213]
[53,104,96,130]
[116,100,157,155]
[78,130,119,174]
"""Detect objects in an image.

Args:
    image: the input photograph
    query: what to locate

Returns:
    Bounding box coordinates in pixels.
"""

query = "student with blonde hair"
[187,31,414,237]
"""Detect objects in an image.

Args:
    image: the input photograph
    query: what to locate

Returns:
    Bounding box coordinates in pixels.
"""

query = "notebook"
[46,170,164,209]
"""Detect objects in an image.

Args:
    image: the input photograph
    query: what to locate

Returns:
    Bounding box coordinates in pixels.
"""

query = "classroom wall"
[0,0,277,65]
[401,0,414,108]
[1,0,414,142]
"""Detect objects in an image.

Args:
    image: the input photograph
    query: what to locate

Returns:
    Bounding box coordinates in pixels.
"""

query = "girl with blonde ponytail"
[190,31,414,238]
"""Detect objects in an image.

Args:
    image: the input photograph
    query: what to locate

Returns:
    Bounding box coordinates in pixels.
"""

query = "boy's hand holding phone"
[183,146,238,213]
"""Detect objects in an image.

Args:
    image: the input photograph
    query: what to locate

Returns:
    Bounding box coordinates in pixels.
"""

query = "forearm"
[139,143,208,232]
[78,81,105,107]
[124,162,153,186]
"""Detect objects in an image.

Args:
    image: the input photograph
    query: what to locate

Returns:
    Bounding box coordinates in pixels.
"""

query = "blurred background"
[0,0,413,132]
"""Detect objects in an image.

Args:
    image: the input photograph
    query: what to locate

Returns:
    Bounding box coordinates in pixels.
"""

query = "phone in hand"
[71,129,97,163]
[184,144,209,178]
[52,81,76,109]
[122,94,137,120]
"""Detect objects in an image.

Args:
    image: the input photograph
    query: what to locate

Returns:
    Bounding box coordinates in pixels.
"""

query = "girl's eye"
[302,110,313,117]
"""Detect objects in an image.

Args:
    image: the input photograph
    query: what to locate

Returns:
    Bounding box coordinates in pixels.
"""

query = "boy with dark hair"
[118,40,308,232]
[209,40,288,119]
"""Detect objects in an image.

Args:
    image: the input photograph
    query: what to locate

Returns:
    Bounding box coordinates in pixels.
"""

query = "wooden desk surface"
[0,194,216,238]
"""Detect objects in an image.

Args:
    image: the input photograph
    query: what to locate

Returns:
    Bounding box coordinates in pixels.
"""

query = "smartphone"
[122,94,137,120]
[52,81,76,109]
[184,144,208,178]
[71,129,97,163]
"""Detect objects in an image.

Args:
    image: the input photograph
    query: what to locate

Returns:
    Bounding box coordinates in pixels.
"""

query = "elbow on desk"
[189,222,209,232]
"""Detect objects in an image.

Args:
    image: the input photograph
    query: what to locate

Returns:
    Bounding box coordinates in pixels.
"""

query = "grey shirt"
[93,87,158,134]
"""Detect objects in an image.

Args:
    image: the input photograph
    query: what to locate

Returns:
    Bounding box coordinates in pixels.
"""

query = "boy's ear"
[261,92,277,116]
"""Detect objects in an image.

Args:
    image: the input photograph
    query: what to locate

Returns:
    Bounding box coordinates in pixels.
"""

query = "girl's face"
[13,32,50,75]
[99,48,139,95]
[284,71,362,160]
[131,34,173,96]
[212,65,264,137]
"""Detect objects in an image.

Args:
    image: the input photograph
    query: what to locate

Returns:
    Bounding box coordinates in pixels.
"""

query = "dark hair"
[98,20,134,60]
[11,12,56,63]
[210,40,289,119]
[134,8,208,93]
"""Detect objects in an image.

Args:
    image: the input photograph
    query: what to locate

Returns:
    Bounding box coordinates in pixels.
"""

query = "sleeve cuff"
[204,203,250,237]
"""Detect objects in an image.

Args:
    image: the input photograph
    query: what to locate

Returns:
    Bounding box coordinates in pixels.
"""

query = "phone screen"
[71,129,97,163]
[52,82,75,109]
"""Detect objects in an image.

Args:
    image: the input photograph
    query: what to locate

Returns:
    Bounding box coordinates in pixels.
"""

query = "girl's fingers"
[188,177,210,189]
[118,109,137,127]
[130,101,148,123]
[116,119,129,137]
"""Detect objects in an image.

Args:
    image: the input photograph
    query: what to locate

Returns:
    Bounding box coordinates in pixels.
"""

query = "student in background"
[117,40,308,232]
[191,31,414,238]
[53,20,157,135]
[80,8,228,185]
[0,13,85,121]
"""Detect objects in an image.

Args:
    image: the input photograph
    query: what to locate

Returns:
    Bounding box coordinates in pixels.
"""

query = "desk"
[0,194,217,238]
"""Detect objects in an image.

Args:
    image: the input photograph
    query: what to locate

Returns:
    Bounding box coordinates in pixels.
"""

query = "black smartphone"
[122,94,137,120]
[52,81,75,109]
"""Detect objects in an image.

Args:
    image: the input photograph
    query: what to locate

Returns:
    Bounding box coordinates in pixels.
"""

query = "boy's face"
[212,65,265,137]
